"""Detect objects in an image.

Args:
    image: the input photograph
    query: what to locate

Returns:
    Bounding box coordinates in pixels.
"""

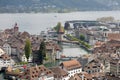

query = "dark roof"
[50,67,68,78]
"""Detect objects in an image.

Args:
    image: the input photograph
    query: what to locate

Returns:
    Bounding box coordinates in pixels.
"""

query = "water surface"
[0,11,119,34]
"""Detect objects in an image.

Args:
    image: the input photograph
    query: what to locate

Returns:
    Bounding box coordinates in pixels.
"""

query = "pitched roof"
[93,40,120,54]
[18,65,54,80]
[110,59,120,64]
[69,74,82,80]
[84,59,101,70]
[45,41,61,51]
[60,59,81,70]
[50,67,68,78]
[1,54,11,60]
[94,41,104,48]
[80,72,93,79]
[108,33,120,41]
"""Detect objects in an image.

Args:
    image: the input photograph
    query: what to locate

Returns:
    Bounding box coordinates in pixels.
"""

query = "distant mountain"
[0,0,120,13]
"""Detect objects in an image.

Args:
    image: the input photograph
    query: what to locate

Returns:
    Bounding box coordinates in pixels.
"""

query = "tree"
[24,38,31,62]
[38,41,46,64]
[97,16,114,23]
[80,34,85,41]
[54,22,64,33]
[54,22,60,31]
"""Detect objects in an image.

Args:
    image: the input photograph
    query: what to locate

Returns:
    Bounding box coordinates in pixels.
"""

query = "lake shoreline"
[0,11,119,34]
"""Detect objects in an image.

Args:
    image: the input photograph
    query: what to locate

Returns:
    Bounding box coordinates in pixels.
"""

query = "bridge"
[52,39,79,44]
[66,20,99,24]
[60,56,79,60]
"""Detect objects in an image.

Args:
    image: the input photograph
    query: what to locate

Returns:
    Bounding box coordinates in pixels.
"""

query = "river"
[44,44,89,68]
[62,44,88,57]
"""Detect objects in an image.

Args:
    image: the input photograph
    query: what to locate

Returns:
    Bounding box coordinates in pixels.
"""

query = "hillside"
[0,0,120,13]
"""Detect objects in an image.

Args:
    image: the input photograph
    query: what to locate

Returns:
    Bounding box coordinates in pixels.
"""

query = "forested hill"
[0,0,120,13]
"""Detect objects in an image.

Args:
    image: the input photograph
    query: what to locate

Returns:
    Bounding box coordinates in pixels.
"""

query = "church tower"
[14,22,19,35]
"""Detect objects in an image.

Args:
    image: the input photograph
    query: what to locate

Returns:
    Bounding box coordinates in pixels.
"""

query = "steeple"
[14,22,18,27]
[14,22,19,34]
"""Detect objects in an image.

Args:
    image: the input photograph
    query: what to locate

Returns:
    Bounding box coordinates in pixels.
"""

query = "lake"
[0,11,120,34]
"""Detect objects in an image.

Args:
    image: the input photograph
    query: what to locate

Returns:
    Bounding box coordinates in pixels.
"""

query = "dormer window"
[44,69,46,71]
[49,71,51,73]
[32,75,34,78]
[46,72,49,74]
[36,71,38,73]
[35,75,37,77]
[26,76,29,79]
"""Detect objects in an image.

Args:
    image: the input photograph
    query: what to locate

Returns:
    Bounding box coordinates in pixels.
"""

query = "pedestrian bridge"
[60,56,78,60]
[52,39,79,44]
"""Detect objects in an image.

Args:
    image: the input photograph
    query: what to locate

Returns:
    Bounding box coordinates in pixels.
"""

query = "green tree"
[38,41,46,64]
[54,22,64,33]
[80,34,85,41]
[54,22,61,31]
[97,16,114,23]
[24,39,31,62]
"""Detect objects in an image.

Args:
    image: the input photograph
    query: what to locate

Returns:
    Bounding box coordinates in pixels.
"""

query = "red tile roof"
[108,33,120,41]
[60,59,81,70]
[1,54,11,60]
[18,65,54,80]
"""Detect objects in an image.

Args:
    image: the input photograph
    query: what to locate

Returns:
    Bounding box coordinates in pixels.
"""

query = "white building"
[84,59,104,74]
[0,47,5,56]
[3,43,12,55]
[17,52,32,62]
[11,46,18,56]
[0,54,12,67]
[17,48,33,62]
[60,59,82,78]
[20,54,32,62]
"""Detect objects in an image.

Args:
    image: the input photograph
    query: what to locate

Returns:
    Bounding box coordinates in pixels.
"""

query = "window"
[98,70,100,72]
[88,71,90,74]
